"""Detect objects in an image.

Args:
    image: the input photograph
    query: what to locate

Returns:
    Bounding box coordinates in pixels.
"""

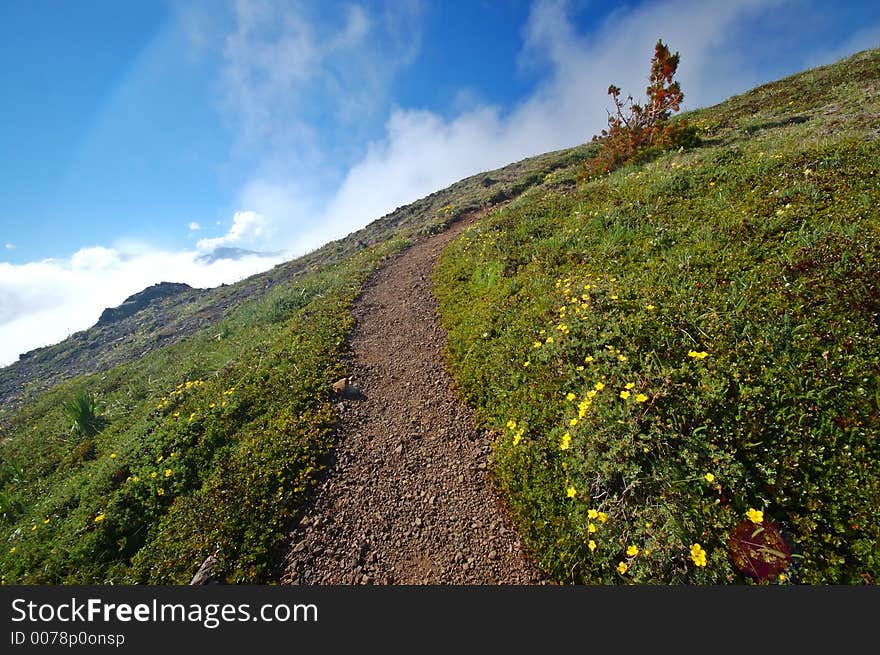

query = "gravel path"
[281,217,542,585]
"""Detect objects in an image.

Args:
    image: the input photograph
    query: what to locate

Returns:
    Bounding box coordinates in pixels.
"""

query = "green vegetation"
[63,390,108,441]
[0,100,577,585]
[435,48,880,584]
[2,47,877,587]
[581,39,698,180]
[0,239,405,583]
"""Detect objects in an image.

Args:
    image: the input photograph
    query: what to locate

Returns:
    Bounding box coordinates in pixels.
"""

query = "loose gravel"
[281,217,542,585]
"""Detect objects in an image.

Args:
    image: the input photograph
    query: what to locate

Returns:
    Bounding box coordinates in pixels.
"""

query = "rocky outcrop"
[97,282,192,326]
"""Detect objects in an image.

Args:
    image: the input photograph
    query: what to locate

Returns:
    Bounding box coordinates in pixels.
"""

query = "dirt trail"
[281,217,541,585]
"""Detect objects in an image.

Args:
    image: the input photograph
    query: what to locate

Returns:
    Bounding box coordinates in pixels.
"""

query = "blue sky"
[1,0,879,366]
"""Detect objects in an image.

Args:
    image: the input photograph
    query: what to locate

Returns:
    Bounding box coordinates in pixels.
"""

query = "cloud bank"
[0,245,284,366]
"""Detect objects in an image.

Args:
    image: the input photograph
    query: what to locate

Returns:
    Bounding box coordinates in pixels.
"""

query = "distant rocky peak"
[97,282,192,326]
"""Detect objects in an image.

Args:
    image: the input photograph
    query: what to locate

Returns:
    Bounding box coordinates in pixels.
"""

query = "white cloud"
[0,243,284,367]
[253,0,799,255]
[189,221,202,231]
[71,246,121,271]
[196,210,270,251]
[4,243,14,250]
[221,0,420,155]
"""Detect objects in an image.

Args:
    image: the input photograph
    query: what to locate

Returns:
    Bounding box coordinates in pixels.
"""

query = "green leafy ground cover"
[0,240,404,583]
[434,49,880,583]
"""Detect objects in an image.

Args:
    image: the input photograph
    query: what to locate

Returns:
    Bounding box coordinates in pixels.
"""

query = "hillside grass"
[0,105,583,586]
[434,48,880,584]
[0,239,405,583]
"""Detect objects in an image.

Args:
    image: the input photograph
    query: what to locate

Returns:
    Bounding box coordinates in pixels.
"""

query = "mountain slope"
[0,145,588,421]
[0,137,588,584]
[1,48,877,585]
[434,47,880,584]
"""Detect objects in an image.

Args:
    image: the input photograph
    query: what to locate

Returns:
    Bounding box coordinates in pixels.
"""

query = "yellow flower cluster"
[687,350,709,360]
[690,543,707,567]
[746,508,764,524]
[507,419,524,446]
[157,379,207,411]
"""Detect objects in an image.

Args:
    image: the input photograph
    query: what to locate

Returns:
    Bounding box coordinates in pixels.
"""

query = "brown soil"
[281,217,542,585]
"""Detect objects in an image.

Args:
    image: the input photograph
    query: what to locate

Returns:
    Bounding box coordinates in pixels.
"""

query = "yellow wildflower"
[560,433,572,451]
[546,336,554,344]
[523,361,530,368]
[157,488,165,496]
[588,523,597,533]
[594,382,605,391]
[635,393,648,403]
[588,509,599,520]
[566,486,577,499]
[617,354,627,362]
[109,453,116,459]
[164,469,172,478]
[746,508,764,524]
[627,545,639,557]
[533,341,543,349]
[512,429,523,446]
[646,304,656,311]
[588,540,596,552]
[704,473,715,483]
[566,392,576,401]
[690,543,707,567]
[619,390,630,399]
[688,350,709,360]
[625,382,635,390]
[150,471,157,479]
[94,514,106,523]
[9,547,15,553]
[506,419,517,430]
[569,418,578,427]
[156,455,164,463]
[585,356,594,363]
[617,562,628,574]
[597,512,608,523]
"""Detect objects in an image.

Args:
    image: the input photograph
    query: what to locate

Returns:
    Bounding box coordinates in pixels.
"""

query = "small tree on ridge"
[581,39,694,180]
